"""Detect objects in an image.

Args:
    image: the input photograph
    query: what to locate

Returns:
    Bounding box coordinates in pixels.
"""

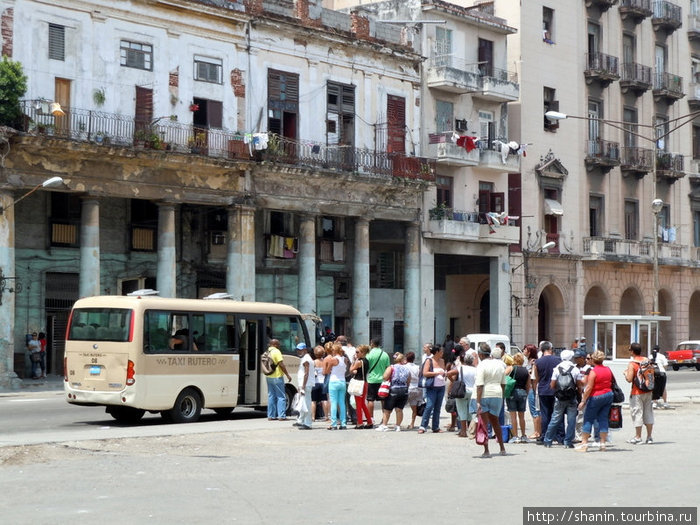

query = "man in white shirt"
[652,345,669,409]
[294,343,315,430]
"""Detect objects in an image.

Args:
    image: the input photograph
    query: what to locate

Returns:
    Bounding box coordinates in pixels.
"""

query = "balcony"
[18,100,435,182]
[474,66,520,103]
[651,0,683,33]
[477,141,522,172]
[427,139,479,167]
[689,13,700,41]
[426,57,519,102]
[583,237,686,260]
[584,52,620,87]
[656,152,685,183]
[620,62,652,95]
[424,209,519,244]
[585,0,619,11]
[585,139,620,172]
[426,56,481,94]
[652,72,684,102]
[688,82,700,109]
[620,147,653,177]
[619,0,653,21]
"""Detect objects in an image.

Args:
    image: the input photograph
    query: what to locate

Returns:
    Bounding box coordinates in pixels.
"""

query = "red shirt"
[591,364,612,397]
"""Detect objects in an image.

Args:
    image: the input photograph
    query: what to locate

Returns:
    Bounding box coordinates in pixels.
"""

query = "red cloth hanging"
[456,135,476,152]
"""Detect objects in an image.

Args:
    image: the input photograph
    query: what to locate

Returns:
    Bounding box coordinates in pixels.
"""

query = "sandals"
[327,426,337,430]
[417,428,426,434]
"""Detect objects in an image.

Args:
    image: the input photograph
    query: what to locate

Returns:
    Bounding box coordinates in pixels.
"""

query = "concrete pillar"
[226,205,256,301]
[0,190,19,389]
[79,198,100,298]
[489,253,510,335]
[297,214,316,336]
[419,244,435,357]
[404,221,420,353]
[352,217,370,345]
[157,203,177,298]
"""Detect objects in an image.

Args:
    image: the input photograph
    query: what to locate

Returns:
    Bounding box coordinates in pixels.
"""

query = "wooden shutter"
[207,100,223,128]
[508,173,522,252]
[48,24,65,61]
[135,87,153,132]
[387,95,405,154]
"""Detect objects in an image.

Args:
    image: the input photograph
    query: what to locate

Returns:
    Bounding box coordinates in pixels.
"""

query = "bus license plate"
[90,365,101,375]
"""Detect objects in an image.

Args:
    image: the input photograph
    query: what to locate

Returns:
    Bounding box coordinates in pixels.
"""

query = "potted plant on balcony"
[428,202,451,220]
[94,131,110,145]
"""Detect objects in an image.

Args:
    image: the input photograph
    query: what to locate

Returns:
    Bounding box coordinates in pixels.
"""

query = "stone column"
[157,203,177,298]
[227,205,256,301]
[0,190,19,389]
[79,198,100,298]
[419,244,435,358]
[403,221,420,353]
[297,214,316,336]
[352,217,370,345]
[489,253,510,335]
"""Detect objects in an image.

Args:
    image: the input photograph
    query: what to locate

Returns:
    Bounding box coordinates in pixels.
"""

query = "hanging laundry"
[429,133,447,144]
[311,144,321,153]
[252,132,269,150]
[268,234,285,258]
[668,227,676,243]
[333,241,344,262]
[456,135,477,152]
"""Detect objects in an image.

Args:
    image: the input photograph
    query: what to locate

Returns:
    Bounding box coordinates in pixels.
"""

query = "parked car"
[466,333,516,355]
[666,341,700,371]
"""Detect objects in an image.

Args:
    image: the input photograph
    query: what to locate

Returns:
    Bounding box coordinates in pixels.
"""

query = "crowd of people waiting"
[268,335,659,457]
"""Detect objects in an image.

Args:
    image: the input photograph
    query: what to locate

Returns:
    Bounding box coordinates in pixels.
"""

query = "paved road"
[1,373,699,524]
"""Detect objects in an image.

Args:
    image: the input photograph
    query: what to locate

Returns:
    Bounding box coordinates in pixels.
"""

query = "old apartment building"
[0,0,434,384]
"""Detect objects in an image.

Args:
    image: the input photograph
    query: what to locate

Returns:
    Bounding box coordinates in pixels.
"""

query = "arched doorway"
[620,287,644,315]
[537,284,566,347]
[584,285,609,342]
[479,291,490,333]
[690,291,700,339]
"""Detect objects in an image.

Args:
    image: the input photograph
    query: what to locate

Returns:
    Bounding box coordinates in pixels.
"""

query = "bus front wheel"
[107,406,145,424]
[167,388,202,423]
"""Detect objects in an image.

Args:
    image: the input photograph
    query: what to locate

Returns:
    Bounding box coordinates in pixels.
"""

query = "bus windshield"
[68,308,132,342]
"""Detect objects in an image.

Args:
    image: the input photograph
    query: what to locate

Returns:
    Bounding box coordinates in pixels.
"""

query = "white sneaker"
[375,424,388,432]
[395,426,401,432]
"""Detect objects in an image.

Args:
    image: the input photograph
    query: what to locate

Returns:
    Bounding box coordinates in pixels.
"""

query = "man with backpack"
[541,349,581,448]
[624,342,655,444]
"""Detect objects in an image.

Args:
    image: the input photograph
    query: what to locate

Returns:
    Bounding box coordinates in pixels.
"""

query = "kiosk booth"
[582,315,671,361]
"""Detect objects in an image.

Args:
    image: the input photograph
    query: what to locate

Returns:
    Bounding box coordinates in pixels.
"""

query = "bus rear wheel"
[107,406,145,424]
[167,388,202,423]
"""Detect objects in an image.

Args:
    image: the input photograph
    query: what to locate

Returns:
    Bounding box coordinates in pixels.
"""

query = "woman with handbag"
[447,352,477,437]
[376,353,411,431]
[576,350,614,452]
[418,345,447,434]
[504,353,531,443]
[311,346,330,422]
[349,345,373,429]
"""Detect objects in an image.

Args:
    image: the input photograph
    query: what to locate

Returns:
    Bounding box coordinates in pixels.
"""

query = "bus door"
[237,316,265,405]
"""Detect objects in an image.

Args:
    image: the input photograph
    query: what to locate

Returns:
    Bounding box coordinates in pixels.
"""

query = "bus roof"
[71,295,304,316]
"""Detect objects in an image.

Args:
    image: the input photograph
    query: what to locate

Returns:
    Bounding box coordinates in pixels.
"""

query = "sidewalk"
[0,374,65,396]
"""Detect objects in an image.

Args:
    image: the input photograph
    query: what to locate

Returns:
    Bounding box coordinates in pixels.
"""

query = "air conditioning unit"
[455,119,468,132]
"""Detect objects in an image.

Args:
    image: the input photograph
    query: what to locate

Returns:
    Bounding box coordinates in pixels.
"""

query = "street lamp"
[544,109,700,318]
[0,176,64,215]
[651,198,664,316]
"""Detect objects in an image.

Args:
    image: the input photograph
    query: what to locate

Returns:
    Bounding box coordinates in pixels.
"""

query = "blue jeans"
[266,376,286,419]
[544,397,578,446]
[328,380,346,428]
[528,389,540,418]
[582,391,613,435]
[420,386,445,431]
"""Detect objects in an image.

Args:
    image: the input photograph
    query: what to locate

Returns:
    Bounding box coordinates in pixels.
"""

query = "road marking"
[8,398,53,403]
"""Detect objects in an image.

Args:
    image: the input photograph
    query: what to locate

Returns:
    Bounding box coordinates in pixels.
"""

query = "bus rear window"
[68,308,133,342]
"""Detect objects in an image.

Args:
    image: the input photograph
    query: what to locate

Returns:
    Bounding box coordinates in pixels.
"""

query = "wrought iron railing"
[652,0,682,24]
[653,72,683,93]
[586,139,620,161]
[621,147,654,170]
[585,52,619,76]
[620,62,652,85]
[18,100,436,181]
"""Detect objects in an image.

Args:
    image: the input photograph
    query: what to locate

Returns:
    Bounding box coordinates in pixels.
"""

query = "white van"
[466,333,517,355]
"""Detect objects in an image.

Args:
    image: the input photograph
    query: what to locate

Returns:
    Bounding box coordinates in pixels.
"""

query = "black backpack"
[554,365,577,400]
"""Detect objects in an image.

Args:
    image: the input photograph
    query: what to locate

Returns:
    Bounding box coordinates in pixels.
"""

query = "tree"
[0,56,28,129]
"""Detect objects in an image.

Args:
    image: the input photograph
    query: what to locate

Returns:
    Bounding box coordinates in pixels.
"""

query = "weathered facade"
[0,0,435,386]
[499,0,700,355]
